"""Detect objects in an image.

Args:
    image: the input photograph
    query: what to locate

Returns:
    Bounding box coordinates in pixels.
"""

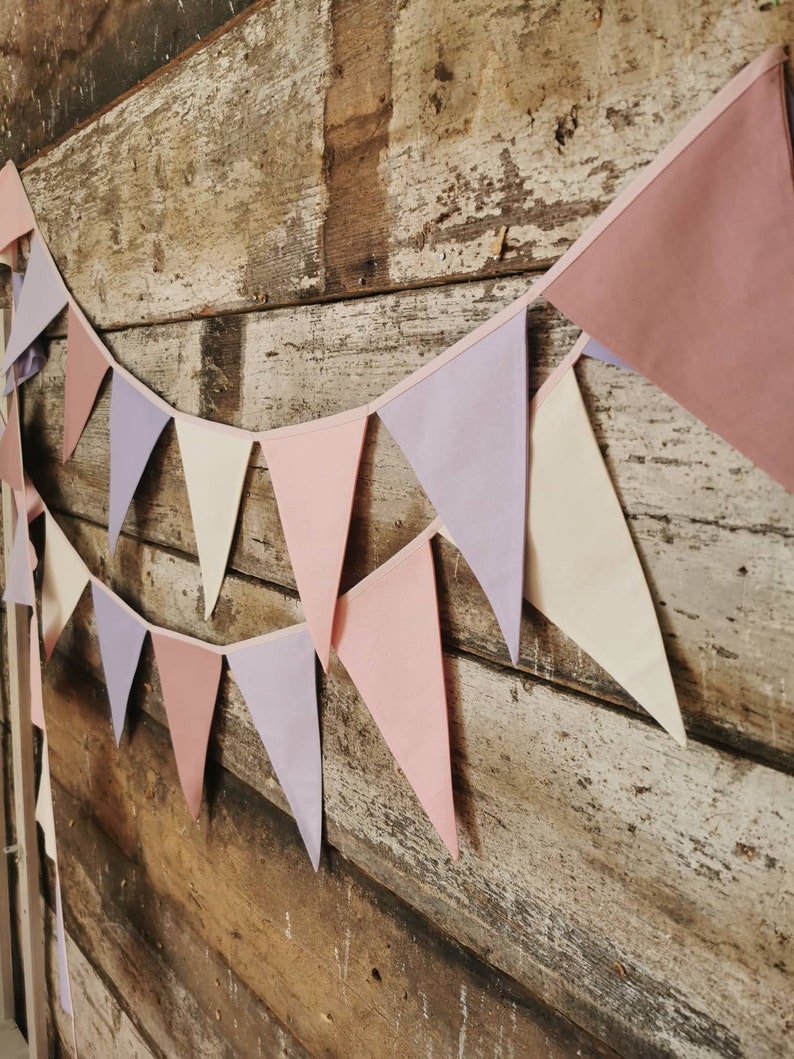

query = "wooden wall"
[1,0,793,1055]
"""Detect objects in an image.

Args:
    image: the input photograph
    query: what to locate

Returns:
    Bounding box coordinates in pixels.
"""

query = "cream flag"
[175,419,252,619]
[524,368,686,745]
[42,513,90,660]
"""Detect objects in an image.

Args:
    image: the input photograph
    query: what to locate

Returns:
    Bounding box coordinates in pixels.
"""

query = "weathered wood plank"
[45,662,617,1059]
[21,0,331,328]
[41,521,794,1059]
[0,0,258,164]
[41,826,310,1059]
[24,279,794,767]
[17,1,794,326]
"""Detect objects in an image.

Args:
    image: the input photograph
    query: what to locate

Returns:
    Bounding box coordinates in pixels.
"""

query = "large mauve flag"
[62,306,109,462]
[260,413,367,672]
[332,526,458,858]
[541,46,794,492]
[524,369,686,746]
[378,311,528,664]
[227,626,323,869]
[151,633,222,820]
[108,374,171,553]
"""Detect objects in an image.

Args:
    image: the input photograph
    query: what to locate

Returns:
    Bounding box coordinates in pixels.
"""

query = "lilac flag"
[2,273,47,396]
[2,235,68,372]
[582,336,632,372]
[109,374,171,553]
[379,310,528,663]
[55,872,73,1015]
[3,514,34,606]
[227,628,322,869]
[92,583,148,744]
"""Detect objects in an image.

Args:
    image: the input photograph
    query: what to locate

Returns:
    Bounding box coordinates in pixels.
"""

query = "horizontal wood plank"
[40,521,794,1059]
[0,0,258,164]
[24,279,794,768]
[17,2,794,325]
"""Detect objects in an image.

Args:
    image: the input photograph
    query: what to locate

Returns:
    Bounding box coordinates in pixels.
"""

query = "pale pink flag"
[542,46,794,492]
[0,162,35,251]
[63,305,109,462]
[261,413,367,671]
[0,389,25,492]
[332,532,458,858]
[151,633,222,820]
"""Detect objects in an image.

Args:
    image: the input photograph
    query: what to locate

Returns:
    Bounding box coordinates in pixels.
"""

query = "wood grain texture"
[3,1,793,1056]
[23,279,794,769]
[0,0,258,164]
[45,660,617,1059]
[17,0,794,326]
[37,515,794,1059]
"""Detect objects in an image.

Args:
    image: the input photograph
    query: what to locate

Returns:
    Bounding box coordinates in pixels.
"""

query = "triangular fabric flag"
[175,419,252,619]
[524,368,685,745]
[91,583,148,745]
[54,872,73,1017]
[151,633,222,820]
[541,46,794,492]
[379,311,527,664]
[108,374,171,553]
[41,514,90,660]
[3,512,35,607]
[3,272,47,395]
[228,627,322,869]
[332,535,458,857]
[0,162,35,250]
[2,234,68,372]
[63,305,109,462]
[260,414,367,671]
[0,388,25,492]
[29,613,45,729]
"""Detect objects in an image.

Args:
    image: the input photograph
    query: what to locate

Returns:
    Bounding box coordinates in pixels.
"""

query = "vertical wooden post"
[1,307,47,1054]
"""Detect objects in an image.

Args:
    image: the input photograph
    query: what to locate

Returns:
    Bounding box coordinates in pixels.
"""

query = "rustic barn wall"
[1,1,793,1056]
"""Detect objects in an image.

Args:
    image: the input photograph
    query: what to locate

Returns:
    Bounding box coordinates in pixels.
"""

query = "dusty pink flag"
[542,46,794,492]
[151,633,222,820]
[63,306,109,462]
[29,613,45,730]
[0,162,35,250]
[260,414,367,672]
[332,532,458,858]
[0,389,25,492]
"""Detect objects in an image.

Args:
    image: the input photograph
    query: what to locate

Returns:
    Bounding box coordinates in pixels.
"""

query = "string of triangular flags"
[2,45,791,869]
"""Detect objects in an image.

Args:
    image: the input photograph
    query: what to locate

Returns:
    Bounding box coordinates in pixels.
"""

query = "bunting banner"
[108,373,171,553]
[91,583,148,745]
[2,234,68,372]
[62,304,109,463]
[541,46,794,492]
[8,40,788,879]
[524,368,686,745]
[41,513,89,659]
[151,632,223,820]
[175,419,252,619]
[378,310,528,665]
[228,626,323,869]
[260,414,367,671]
[332,522,458,858]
